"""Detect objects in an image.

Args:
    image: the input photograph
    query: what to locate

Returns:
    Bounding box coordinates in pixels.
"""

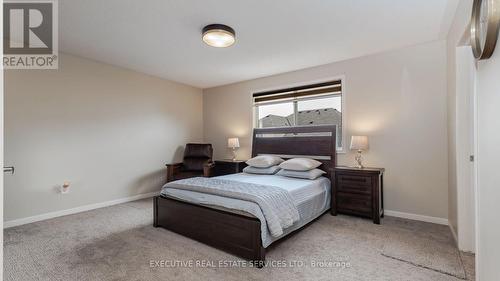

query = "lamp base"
[354,150,364,169]
[232,148,237,161]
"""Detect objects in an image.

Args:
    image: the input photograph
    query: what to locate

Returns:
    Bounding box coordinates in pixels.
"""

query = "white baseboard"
[384,210,449,225]
[449,223,459,246]
[4,191,159,228]
[5,196,449,228]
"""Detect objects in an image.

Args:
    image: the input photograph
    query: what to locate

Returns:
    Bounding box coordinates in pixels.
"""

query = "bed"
[153,125,337,264]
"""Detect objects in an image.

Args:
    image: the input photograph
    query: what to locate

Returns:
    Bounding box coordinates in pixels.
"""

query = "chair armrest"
[165,162,183,166]
[203,162,215,177]
[165,162,183,182]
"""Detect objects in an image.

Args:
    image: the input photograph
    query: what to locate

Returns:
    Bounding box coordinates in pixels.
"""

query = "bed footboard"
[153,196,266,263]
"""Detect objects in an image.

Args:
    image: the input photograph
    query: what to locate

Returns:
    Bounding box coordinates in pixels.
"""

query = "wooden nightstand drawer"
[337,192,372,214]
[339,174,372,186]
[338,174,372,194]
[213,160,247,176]
[333,166,384,224]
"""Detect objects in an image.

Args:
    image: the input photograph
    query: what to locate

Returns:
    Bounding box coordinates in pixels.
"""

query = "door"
[456,46,476,252]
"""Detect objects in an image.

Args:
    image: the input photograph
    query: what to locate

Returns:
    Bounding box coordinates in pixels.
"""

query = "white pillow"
[279,158,322,171]
[246,155,284,168]
[277,168,326,180]
[243,165,281,175]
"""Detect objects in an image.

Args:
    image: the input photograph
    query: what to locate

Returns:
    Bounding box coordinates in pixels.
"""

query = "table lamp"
[227,137,240,161]
[350,136,369,168]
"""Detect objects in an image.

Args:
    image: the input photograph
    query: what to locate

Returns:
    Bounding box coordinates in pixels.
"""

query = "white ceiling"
[60,0,458,88]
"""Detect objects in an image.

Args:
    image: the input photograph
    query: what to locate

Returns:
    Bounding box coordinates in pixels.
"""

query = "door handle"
[3,166,15,174]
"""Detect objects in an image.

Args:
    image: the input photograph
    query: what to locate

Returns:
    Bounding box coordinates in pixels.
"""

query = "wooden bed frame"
[153,125,337,264]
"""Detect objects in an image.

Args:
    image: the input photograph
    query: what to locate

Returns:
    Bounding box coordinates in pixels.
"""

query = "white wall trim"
[385,210,449,225]
[4,196,449,228]
[449,222,459,246]
[4,192,159,228]
[454,46,477,253]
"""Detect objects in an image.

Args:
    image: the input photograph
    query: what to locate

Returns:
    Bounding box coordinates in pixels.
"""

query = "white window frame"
[252,76,346,153]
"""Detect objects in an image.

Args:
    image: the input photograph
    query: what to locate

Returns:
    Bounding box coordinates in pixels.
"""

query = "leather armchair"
[166,143,214,182]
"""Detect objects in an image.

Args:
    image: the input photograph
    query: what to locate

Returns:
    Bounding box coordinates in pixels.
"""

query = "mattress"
[161,173,331,247]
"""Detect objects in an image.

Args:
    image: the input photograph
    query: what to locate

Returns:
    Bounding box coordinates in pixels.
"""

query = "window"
[253,80,344,150]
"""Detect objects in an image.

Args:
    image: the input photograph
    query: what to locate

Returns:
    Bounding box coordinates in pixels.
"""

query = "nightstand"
[213,160,247,176]
[332,166,385,224]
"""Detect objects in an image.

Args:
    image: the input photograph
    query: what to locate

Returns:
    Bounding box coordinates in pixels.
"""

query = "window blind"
[253,80,342,104]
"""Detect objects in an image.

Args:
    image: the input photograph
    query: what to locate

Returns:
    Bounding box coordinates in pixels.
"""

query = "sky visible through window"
[258,96,341,119]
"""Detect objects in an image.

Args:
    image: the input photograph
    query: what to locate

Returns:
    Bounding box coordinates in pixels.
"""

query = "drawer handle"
[342,177,367,182]
[341,184,370,190]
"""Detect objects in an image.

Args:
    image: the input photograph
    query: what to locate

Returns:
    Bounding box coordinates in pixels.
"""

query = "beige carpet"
[4,199,475,281]
[381,224,466,279]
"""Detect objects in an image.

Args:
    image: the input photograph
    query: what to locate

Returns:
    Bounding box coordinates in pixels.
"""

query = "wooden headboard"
[252,125,337,178]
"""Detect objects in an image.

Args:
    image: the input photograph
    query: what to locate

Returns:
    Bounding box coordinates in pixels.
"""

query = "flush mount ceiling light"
[202,24,235,48]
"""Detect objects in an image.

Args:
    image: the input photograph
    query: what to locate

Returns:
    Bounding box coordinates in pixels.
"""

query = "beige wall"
[203,40,449,219]
[4,53,203,222]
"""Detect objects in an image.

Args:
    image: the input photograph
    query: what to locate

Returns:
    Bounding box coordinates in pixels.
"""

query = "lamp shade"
[227,138,240,148]
[350,136,369,151]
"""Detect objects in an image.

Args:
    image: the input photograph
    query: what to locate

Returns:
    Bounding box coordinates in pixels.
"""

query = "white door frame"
[455,45,477,253]
[1,2,4,278]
